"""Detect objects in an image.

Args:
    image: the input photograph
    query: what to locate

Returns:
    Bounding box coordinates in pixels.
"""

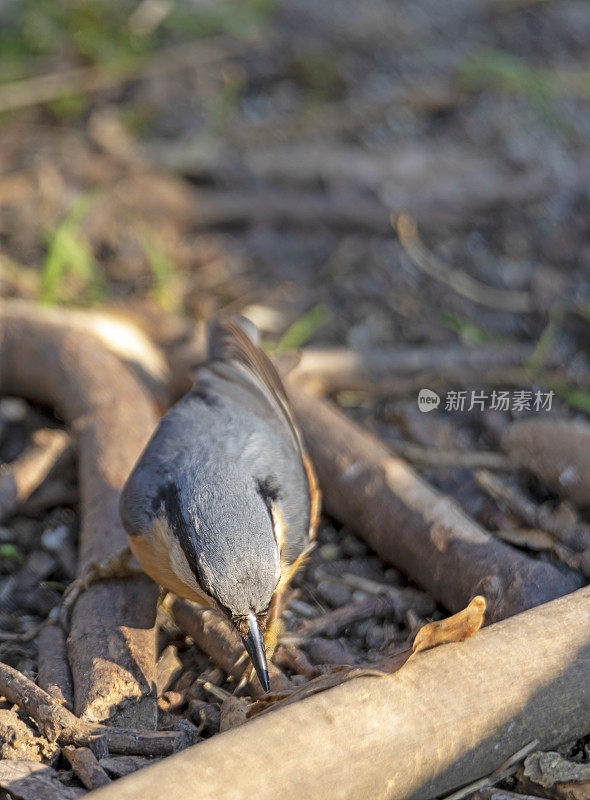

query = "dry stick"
[476,470,590,579]
[442,740,539,800]
[227,82,457,146]
[475,469,590,552]
[338,572,434,614]
[63,746,112,790]
[170,598,292,696]
[37,624,75,711]
[396,213,533,313]
[0,428,69,522]
[0,34,256,113]
[287,386,581,623]
[90,586,590,800]
[0,300,159,726]
[285,343,560,396]
[296,586,434,638]
[191,189,392,233]
[387,443,511,471]
[0,661,187,756]
[469,791,545,800]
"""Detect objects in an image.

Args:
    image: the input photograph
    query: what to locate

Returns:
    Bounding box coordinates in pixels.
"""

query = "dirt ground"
[0,0,589,797]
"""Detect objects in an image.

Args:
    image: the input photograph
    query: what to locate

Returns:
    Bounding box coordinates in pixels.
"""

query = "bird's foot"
[51,546,141,628]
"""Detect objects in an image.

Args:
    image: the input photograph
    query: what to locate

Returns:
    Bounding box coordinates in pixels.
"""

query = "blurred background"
[1,0,590,429]
[1,2,590,762]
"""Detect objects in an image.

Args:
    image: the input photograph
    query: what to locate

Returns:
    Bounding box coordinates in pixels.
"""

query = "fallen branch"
[0,428,69,522]
[90,586,590,800]
[287,386,581,622]
[0,300,159,726]
[0,661,189,757]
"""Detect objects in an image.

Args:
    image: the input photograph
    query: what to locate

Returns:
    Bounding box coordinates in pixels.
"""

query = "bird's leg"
[236,541,315,692]
[52,546,142,627]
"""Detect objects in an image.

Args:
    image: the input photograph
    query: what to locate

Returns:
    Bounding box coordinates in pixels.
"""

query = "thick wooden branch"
[287,387,581,622]
[90,586,590,800]
[0,300,159,725]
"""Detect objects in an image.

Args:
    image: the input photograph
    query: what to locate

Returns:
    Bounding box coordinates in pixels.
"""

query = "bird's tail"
[207,315,260,357]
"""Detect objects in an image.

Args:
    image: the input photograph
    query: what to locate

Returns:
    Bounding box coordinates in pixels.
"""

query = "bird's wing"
[208,316,320,541]
[208,317,304,453]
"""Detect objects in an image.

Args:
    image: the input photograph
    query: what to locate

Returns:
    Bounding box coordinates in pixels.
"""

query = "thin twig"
[396,213,533,313]
[442,740,539,800]
[389,442,511,471]
[0,35,256,114]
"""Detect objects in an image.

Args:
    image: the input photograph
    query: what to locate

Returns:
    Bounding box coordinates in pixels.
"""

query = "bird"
[119,317,320,692]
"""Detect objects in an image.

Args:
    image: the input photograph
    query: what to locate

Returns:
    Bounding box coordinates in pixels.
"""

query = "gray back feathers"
[121,317,311,618]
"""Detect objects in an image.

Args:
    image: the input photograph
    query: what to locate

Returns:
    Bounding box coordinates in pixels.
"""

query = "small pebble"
[349,619,372,639]
[340,534,369,557]
[0,528,14,543]
[0,398,28,423]
[41,525,69,553]
[365,623,385,650]
[316,580,352,608]
[305,637,354,666]
[318,543,341,561]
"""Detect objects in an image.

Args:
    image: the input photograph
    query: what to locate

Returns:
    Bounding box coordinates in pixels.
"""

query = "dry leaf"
[412,595,486,655]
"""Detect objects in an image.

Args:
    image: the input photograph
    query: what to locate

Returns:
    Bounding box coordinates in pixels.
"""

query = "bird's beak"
[241,612,270,692]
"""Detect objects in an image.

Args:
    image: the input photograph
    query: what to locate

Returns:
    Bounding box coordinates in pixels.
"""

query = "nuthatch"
[120,317,319,691]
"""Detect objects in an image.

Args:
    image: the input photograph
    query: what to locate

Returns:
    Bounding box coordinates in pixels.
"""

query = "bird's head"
[184,468,282,692]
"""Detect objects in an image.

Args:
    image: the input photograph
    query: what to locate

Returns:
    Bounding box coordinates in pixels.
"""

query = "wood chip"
[63,745,112,790]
